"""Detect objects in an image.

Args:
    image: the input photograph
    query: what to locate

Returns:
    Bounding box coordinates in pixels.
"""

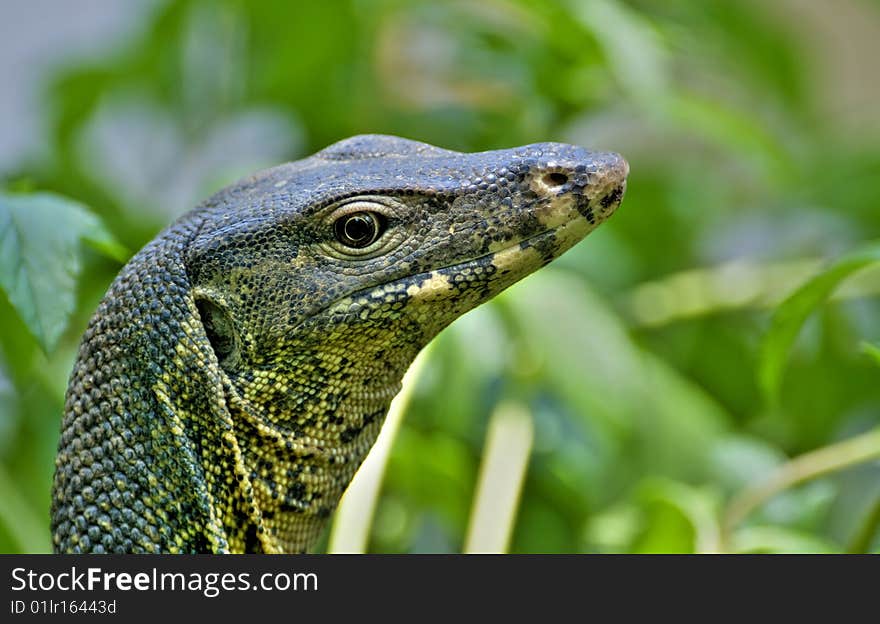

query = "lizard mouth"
[313,204,607,325]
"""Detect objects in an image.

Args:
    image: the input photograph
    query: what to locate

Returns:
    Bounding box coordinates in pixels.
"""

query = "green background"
[1,0,879,553]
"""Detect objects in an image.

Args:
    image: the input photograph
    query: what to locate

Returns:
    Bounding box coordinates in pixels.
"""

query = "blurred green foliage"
[1,0,879,553]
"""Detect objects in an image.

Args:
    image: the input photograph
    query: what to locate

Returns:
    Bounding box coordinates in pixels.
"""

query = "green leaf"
[635,478,722,554]
[0,192,128,353]
[861,342,880,368]
[500,271,728,481]
[758,241,880,402]
[568,0,669,100]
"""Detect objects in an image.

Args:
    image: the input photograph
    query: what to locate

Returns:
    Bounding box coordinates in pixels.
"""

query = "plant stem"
[722,427,880,545]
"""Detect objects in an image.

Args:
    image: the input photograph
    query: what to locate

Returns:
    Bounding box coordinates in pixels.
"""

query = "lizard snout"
[524,148,629,229]
[529,150,628,196]
[589,152,629,217]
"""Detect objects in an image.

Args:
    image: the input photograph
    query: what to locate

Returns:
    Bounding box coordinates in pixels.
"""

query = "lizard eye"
[322,198,403,260]
[334,211,385,248]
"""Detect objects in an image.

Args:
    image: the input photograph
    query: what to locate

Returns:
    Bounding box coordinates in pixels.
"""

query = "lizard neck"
[215,337,419,552]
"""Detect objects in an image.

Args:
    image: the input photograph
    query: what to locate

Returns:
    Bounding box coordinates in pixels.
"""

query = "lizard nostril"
[542,172,569,189]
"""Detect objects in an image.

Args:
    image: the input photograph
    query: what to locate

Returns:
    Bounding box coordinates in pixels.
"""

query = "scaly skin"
[51,134,628,553]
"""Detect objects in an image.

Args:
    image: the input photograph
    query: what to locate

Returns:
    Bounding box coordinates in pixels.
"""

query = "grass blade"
[463,401,534,554]
[758,241,880,402]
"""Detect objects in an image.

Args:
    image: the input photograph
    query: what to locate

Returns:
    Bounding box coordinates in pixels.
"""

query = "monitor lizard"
[51,134,628,553]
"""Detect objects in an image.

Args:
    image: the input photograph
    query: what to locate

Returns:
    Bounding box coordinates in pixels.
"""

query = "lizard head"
[183,134,627,550]
[188,134,627,371]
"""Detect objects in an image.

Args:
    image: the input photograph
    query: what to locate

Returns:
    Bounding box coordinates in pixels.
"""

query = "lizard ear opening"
[195,298,240,370]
